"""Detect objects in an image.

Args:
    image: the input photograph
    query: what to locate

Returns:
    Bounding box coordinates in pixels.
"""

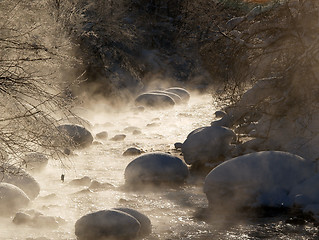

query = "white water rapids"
[0,93,317,239]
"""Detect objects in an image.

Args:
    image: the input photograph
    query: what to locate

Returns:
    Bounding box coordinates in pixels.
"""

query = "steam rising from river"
[0,93,219,239]
[1,91,318,239]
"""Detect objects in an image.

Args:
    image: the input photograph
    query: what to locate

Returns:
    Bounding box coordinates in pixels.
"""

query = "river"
[0,93,318,239]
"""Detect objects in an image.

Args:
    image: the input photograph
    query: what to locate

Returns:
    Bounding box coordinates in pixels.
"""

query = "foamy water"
[1,94,318,240]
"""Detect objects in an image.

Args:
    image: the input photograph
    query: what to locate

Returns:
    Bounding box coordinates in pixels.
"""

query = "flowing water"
[0,93,318,239]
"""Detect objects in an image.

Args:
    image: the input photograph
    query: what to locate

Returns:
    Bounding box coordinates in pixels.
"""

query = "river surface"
[0,93,318,239]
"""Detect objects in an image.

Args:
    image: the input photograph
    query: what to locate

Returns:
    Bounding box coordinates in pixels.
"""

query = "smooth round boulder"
[75,209,141,240]
[113,208,152,236]
[150,90,182,104]
[0,165,40,200]
[165,87,190,103]
[110,134,126,141]
[22,152,48,172]
[182,125,236,165]
[135,93,175,109]
[204,151,315,209]
[57,124,93,148]
[0,183,30,216]
[124,153,189,185]
[59,116,93,131]
[123,147,143,156]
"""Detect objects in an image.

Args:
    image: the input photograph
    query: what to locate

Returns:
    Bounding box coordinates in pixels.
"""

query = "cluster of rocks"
[135,87,190,109]
[75,208,152,240]
[0,153,46,216]
[175,78,319,222]
[54,87,190,151]
[72,151,189,239]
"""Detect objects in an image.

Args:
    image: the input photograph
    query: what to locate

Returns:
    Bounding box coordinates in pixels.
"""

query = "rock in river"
[204,151,315,209]
[0,183,30,216]
[124,152,189,186]
[182,125,236,166]
[75,209,141,240]
[0,165,40,200]
[57,124,93,148]
[135,93,175,109]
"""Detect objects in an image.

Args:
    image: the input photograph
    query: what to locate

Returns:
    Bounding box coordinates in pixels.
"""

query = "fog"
[0,93,220,239]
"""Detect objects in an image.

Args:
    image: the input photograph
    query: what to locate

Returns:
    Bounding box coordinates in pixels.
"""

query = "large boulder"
[165,87,190,103]
[57,124,93,148]
[58,116,93,131]
[124,153,189,186]
[150,90,182,104]
[75,209,141,240]
[135,93,175,109]
[0,165,40,200]
[204,151,315,209]
[182,125,236,166]
[0,183,30,216]
[113,208,152,236]
[290,173,319,211]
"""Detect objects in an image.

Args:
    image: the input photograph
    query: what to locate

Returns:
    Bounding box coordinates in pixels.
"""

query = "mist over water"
[0,94,217,239]
[1,93,318,240]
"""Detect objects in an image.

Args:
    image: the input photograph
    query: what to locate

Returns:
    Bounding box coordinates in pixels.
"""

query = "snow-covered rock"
[182,125,236,165]
[57,124,93,148]
[0,183,30,216]
[113,208,152,236]
[124,153,189,185]
[75,209,141,240]
[204,151,315,209]
[135,93,175,109]
[150,90,182,104]
[165,87,190,103]
[58,116,93,131]
[0,165,40,200]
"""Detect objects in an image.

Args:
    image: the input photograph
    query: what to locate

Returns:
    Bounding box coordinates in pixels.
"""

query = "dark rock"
[113,208,152,236]
[124,153,189,186]
[135,93,175,109]
[110,134,126,141]
[182,125,235,166]
[96,131,108,140]
[174,142,183,150]
[123,147,143,156]
[214,110,227,118]
[58,124,93,148]
[75,210,141,240]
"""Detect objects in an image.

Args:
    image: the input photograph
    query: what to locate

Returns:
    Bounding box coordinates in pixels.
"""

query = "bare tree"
[0,0,79,170]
